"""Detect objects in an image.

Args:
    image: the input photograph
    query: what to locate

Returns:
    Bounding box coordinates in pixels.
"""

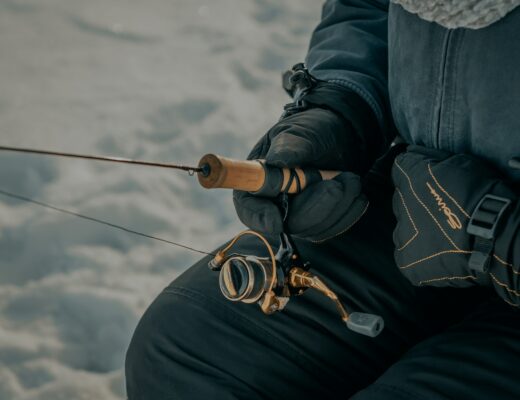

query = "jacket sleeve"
[491,200,520,307]
[306,0,393,157]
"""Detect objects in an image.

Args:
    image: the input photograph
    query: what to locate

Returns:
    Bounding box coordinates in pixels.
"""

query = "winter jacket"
[305,0,520,306]
[305,0,520,181]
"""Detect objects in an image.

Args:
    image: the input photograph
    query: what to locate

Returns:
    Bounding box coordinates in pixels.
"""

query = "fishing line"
[0,188,216,256]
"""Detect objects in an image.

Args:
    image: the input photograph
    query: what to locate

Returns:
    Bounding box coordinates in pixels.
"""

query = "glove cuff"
[310,83,381,146]
[281,64,388,172]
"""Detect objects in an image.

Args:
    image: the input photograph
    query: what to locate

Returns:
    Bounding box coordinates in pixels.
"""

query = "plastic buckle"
[466,194,511,272]
[467,194,511,239]
[282,63,316,99]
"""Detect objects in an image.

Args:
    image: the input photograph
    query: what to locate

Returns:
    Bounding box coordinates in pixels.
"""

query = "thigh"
[352,298,520,400]
[125,181,488,400]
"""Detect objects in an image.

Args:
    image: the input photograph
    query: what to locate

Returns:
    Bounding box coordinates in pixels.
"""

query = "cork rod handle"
[197,154,341,196]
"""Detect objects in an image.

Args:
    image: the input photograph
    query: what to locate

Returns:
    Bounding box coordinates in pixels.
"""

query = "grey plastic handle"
[346,312,384,337]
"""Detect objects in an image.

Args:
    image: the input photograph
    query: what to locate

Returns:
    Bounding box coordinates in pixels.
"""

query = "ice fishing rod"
[0,145,340,196]
[0,144,384,337]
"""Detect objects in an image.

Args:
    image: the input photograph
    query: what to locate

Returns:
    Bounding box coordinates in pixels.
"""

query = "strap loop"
[467,194,511,272]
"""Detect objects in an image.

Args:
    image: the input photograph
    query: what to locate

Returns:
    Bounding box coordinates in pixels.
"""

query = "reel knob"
[345,312,384,337]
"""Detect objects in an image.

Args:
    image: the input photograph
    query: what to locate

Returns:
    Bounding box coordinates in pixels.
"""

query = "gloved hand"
[233,80,382,242]
[391,145,517,296]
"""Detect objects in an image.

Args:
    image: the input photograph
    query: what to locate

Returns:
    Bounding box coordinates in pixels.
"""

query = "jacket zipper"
[435,30,453,148]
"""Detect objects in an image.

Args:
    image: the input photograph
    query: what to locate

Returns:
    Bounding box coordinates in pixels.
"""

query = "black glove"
[233,79,384,242]
[391,146,520,306]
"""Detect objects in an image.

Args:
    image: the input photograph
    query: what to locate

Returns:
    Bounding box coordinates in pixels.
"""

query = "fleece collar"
[392,0,520,29]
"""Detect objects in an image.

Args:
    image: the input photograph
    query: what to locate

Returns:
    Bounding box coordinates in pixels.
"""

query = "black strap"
[279,169,302,225]
[469,236,495,273]
[282,169,301,194]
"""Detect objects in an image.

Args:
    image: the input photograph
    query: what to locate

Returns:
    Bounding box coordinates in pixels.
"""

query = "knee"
[125,318,148,399]
[125,289,190,399]
[125,293,162,399]
[125,285,224,399]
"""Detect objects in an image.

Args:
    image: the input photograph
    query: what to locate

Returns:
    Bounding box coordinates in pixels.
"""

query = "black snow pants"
[125,168,520,400]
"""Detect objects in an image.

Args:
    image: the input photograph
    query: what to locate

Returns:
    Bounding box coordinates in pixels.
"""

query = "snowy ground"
[0,1,321,398]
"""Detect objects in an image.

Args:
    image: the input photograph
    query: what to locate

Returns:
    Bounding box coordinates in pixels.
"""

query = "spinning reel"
[209,230,384,338]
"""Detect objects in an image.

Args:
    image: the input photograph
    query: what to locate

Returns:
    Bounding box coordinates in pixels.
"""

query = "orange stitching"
[399,249,471,270]
[395,188,418,251]
[490,273,520,297]
[493,254,520,275]
[502,297,519,308]
[428,163,470,218]
[395,159,461,250]
[418,275,476,285]
[426,182,463,230]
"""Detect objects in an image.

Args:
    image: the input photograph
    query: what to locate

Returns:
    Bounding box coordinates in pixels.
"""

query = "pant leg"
[351,297,520,400]
[125,176,489,400]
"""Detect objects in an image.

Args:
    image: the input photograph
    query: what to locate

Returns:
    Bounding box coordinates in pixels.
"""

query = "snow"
[0,0,321,398]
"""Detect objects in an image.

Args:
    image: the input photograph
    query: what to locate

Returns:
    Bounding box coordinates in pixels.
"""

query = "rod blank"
[0,145,202,173]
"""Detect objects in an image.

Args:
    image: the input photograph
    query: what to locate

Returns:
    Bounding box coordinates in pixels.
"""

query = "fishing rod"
[0,145,340,196]
[0,144,384,337]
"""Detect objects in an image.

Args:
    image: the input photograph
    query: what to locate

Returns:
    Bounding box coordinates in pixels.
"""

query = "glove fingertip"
[232,192,284,234]
[331,171,361,192]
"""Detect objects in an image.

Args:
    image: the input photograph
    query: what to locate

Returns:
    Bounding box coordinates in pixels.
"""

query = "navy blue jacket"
[306,0,520,181]
[305,0,520,305]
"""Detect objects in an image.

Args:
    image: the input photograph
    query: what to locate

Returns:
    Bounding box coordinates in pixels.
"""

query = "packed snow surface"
[0,0,320,398]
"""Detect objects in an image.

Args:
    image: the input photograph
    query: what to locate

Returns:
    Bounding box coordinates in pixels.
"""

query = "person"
[125,1,520,399]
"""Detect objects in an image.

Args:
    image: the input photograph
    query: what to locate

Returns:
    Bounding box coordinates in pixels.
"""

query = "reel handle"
[197,153,341,196]
[346,313,384,338]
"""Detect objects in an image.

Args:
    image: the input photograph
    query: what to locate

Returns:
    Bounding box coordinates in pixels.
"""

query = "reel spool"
[219,255,272,304]
[209,230,385,338]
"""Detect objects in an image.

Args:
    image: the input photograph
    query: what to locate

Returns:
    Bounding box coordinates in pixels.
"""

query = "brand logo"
[426,182,462,230]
